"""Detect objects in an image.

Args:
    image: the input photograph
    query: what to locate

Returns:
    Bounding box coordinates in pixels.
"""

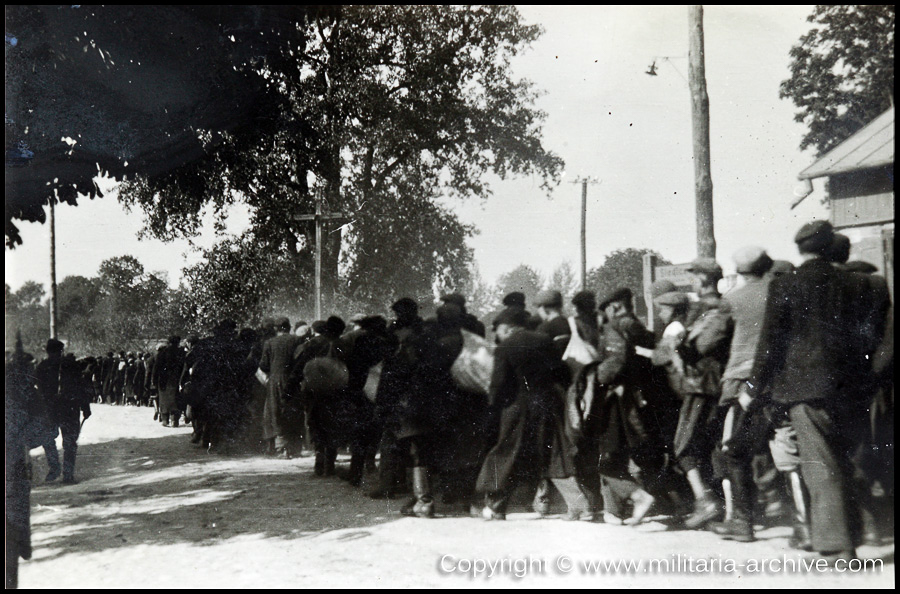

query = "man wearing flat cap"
[571,290,600,349]
[534,290,571,359]
[767,260,795,279]
[589,287,675,525]
[35,339,92,484]
[502,291,527,310]
[441,293,486,338]
[706,246,774,543]
[746,220,888,562]
[665,256,731,530]
[476,307,578,519]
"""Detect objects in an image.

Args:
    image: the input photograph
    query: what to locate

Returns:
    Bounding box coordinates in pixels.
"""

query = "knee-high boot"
[411,467,434,518]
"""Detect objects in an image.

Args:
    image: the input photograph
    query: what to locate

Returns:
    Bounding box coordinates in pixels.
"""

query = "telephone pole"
[49,197,58,339]
[571,177,600,290]
[688,5,716,259]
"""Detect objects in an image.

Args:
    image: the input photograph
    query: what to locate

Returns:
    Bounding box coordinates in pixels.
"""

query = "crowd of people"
[5,219,893,581]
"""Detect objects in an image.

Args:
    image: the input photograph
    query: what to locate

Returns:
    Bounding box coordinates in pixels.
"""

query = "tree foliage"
[780,5,894,156]
[496,264,545,310]
[179,234,315,331]
[585,248,671,318]
[5,282,49,356]
[547,261,580,303]
[118,5,563,312]
[5,256,187,356]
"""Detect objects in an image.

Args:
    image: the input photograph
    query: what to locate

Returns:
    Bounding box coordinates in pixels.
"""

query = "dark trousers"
[376,428,409,492]
[720,403,772,523]
[789,400,869,552]
[46,410,81,479]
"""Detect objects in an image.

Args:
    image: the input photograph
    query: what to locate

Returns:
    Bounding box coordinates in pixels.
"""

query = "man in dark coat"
[476,308,576,519]
[115,350,130,405]
[369,298,425,499]
[132,353,147,407]
[258,317,305,458]
[100,351,115,403]
[746,220,887,563]
[587,287,677,525]
[426,305,490,514]
[441,293,486,338]
[669,258,731,529]
[35,339,92,484]
[341,316,392,487]
[534,290,571,359]
[244,319,278,453]
[145,345,163,420]
[294,316,350,475]
[191,321,249,453]
[533,288,600,519]
[571,290,600,349]
[6,339,35,588]
[152,336,184,427]
[123,353,138,405]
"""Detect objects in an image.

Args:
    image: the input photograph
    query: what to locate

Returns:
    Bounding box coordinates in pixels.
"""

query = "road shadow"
[27,433,411,562]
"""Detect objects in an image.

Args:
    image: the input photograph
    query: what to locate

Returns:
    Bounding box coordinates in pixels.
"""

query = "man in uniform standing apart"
[35,339,92,484]
[746,220,886,563]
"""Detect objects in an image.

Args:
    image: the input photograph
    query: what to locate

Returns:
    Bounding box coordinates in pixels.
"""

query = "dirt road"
[18,403,894,588]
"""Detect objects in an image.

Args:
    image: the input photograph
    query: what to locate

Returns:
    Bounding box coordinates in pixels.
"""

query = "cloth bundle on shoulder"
[302,342,349,396]
[450,329,495,396]
[562,317,600,374]
[363,361,383,402]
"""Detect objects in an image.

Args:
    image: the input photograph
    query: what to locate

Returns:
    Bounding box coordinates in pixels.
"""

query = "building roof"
[798,106,895,180]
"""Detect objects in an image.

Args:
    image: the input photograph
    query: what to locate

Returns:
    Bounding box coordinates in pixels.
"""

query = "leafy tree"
[780,5,894,156]
[5,281,50,355]
[118,5,563,311]
[496,264,544,311]
[586,248,671,319]
[78,257,186,352]
[453,263,500,321]
[98,255,146,299]
[180,235,314,330]
[57,276,101,325]
[547,261,580,304]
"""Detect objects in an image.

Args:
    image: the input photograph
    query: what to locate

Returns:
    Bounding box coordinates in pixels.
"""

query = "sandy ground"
[18,403,895,589]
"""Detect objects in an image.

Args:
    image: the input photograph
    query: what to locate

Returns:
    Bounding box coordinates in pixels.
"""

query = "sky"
[5,5,830,294]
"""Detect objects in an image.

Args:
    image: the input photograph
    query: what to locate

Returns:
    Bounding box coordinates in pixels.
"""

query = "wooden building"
[796,106,894,297]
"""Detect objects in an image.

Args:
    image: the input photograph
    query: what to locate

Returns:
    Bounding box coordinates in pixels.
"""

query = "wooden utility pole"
[580,179,587,290]
[294,194,347,321]
[571,177,599,290]
[49,197,58,339]
[688,5,716,259]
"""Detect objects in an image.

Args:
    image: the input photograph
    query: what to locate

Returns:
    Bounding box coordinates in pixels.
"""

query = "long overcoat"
[476,329,576,494]
[258,332,305,441]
